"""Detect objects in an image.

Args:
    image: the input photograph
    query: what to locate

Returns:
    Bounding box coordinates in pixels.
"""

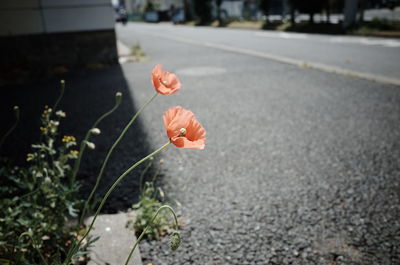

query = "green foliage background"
[0,107,82,264]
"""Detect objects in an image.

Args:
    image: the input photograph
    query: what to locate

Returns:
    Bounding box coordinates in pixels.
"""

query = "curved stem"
[139,159,153,194]
[19,233,49,265]
[124,205,179,265]
[76,101,122,226]
[71,93,121,192]
[79,92,157,224]
[63,141,171,265]
[0,106,20,152]
[151,167,161,184]
[52,80,65,112]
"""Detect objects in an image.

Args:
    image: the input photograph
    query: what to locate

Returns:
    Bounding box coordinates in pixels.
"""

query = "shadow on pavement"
[0,65,153,213]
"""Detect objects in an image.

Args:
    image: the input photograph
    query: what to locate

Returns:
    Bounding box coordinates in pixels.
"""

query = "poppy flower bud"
[115,92,122,105]
[13,106,20,119]
[90,128,101,135]
[56,110,66,118]
[44,176,52,184]
[170,231,181,251]
[85,141,96,150]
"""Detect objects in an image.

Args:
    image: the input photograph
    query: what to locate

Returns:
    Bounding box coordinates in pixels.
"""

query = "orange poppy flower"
[163,106,206,149]
[152,64,181,95]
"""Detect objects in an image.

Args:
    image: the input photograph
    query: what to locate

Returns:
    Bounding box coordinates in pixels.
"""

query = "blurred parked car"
[172,8,185,24]
[115,8,128,25]
[144,11,159,22]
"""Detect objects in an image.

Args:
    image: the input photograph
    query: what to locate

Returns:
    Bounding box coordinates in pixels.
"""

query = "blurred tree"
[290,0,324,23]
[216,0,223,26]
[183,0,194,21]
[144,1,155,12]
[289,0,295,25]
[331,0,345,12]
[259,0,271,23]
[323,0,344,23]
[325,0,331,23]
[359,0,366,22]
[343,0,358,28]
[193,0,213,25]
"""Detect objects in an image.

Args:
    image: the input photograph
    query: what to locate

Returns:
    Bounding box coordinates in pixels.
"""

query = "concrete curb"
[117,40,131,57]
[86,212,142,265]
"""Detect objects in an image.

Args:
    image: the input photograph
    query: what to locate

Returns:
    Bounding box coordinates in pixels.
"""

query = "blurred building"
[0,0,117,79]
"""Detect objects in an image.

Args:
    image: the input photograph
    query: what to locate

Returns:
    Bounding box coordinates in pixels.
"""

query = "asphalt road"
[118,22,400,83]
[115,23,400,265]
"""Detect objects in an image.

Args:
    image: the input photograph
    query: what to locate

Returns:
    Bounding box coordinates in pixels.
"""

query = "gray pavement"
[117,23,400,83]
[115,23,400,265]
[87,212,142,265]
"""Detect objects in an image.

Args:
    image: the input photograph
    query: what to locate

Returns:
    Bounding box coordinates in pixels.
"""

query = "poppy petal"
[171,137,205,149]
[152,65,181,95]
[163,106,206,149]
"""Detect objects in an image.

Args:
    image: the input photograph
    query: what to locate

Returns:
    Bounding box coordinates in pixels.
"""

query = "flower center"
[179,128,186,137]
[161,80,169,86]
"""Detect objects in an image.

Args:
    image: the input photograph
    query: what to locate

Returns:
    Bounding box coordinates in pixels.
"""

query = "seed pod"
[170,231,181,251]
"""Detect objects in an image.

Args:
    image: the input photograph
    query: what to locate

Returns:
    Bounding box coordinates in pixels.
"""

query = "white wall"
[0,0,114,36]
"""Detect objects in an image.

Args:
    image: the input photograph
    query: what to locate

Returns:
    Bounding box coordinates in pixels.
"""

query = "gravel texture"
[116,24,400,265]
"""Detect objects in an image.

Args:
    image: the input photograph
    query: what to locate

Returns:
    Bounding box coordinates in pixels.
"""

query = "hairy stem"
[75,94,122,225]
[52,80,65,112]
[82,93,158,219]
[139,159,154,194]
[63,141,170,265]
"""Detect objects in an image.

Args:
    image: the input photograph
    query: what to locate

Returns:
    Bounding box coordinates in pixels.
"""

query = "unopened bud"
[85,141,95,150]
[115,92,122,105]
[90,128,101,135]
[170,231,181,251]
[13,106,20,119]
[44,176,52,184]
[56,110,66,118]
[51,120,59,125]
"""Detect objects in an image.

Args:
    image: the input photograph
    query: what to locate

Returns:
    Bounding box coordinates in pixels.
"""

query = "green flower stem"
[79,92,158,225]
[19,233,48,265]
[139,159,154,194]
[0,106,19,152]
[73,93,122,189]
[52,80,65,112]
[124,205,179,265]
[64,141,171,265]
